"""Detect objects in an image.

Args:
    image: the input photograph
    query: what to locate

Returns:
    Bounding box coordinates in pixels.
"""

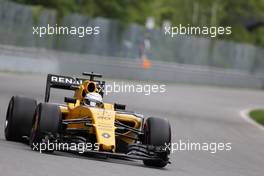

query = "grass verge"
[249,109,264,126]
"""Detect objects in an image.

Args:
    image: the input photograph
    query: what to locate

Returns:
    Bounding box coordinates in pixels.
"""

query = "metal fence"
[0,0,263,75]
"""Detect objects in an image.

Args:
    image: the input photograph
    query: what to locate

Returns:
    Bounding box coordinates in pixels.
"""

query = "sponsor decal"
[51,75,83,85]
[98,116,111,120]
[102,133,111,139]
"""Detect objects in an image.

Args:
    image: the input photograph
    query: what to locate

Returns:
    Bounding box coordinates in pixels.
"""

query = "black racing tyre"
[5,96,37,142]
[143,117,171,168]
[30,103,61,151]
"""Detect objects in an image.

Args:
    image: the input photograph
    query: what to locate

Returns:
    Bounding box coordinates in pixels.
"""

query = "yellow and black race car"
[4,72,171,168]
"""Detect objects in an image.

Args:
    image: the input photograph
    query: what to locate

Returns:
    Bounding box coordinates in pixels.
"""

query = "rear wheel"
[30,103,62,152]
[143,117,171,168]
[5,96,37,142]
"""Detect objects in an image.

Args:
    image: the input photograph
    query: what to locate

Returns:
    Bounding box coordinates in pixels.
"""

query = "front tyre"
[5,96,37,142]
[30,103,62,152]
[143,117,171,168]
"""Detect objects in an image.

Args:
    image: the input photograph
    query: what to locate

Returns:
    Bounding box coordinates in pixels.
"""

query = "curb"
[240,108,264,131]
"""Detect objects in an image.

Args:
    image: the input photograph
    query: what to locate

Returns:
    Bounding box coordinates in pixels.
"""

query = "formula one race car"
[4,72,171,168]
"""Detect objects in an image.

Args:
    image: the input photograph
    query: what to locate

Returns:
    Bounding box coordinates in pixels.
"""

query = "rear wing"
[45,73,105,102]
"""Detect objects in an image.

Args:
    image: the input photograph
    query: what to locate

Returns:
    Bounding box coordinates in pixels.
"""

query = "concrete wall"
[0,44,263,89]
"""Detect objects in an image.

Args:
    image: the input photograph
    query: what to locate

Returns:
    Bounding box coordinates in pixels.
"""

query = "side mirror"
[64,97,77,104]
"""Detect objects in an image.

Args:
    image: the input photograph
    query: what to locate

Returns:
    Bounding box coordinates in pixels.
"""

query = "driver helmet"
[83,92,103,107]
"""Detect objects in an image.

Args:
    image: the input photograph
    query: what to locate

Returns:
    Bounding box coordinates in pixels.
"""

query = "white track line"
[240,108,264,131]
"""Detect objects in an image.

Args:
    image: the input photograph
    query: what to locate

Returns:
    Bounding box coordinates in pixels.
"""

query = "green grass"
[249,109,264,126]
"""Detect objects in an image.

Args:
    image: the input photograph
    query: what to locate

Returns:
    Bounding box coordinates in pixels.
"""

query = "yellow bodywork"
[59,81,142,152]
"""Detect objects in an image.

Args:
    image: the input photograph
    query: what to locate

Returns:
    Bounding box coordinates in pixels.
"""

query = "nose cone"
[90,108,116,152]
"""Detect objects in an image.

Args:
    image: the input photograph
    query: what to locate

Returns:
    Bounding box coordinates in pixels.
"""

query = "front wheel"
[30,103,62,152]
[143,117,171,168]
[5,96,37,142]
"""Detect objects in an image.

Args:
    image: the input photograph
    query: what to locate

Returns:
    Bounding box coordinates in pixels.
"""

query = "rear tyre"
[5,96,37,142]
[30,103,61,152]
[143,117,171,168]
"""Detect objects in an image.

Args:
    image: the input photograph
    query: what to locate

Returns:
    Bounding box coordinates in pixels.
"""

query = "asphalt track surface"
[0,72,264,176]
